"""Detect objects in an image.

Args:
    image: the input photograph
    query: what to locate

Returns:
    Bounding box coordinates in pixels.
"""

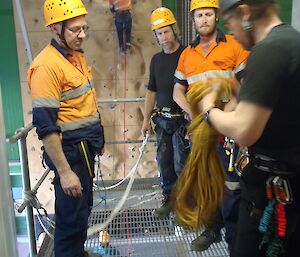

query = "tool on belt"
[223,137,235,172]
[234,148,249,176]
[258,174,293,257]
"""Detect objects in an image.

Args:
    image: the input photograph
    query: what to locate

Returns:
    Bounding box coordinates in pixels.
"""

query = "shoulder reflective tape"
[188,70,235,84]
[61,82,94,102]
[234,62,246,74]
[32,98,60,108]
[174,70,187,80]
[60,114,100,132]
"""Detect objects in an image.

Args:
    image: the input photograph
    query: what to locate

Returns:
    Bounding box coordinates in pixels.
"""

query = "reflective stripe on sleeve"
[234,62,246,74]
[174,70,187,80]
[32,98,60,108]
[225,181,240,190]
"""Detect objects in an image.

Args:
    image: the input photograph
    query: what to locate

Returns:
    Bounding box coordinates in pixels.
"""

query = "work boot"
[190,230,222,251]
[125,43,131,54]
[154,194,172,219]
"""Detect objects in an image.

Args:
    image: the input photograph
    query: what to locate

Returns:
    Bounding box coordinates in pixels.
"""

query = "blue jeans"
[115,11,132,51]
[53,160,94,257]
[152,115,190,196]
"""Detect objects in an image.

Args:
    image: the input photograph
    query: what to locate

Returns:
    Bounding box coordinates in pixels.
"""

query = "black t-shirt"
[239,24,300,160]
[148,45,185,112]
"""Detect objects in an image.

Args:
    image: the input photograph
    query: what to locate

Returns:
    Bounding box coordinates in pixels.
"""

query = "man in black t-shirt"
[141,7,190,219]
[200,0,300,256]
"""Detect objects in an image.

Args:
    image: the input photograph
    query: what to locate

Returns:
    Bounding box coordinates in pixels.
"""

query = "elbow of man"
[235,127,262,147]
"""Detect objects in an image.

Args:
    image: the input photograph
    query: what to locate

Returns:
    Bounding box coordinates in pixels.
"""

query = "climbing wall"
[14,0,161,212]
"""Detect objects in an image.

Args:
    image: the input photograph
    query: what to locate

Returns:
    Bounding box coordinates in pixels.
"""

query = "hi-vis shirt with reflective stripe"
[174,32,249,90]
[109,0,131,12]
[28,43,100,137]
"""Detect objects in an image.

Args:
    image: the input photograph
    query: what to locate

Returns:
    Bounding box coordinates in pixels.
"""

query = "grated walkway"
[85,178,229,257]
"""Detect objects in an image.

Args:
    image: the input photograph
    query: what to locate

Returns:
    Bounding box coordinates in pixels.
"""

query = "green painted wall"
[162,0,177,15]
[278,0,292,23]
[0,0,25,234]
[218,0,292,32]
[0,0,24,159]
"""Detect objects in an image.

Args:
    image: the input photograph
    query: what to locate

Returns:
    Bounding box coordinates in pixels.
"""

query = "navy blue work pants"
[152,115,190,196]
[53,161,93,257]
[115,11,132,51]
[210,144,241,249]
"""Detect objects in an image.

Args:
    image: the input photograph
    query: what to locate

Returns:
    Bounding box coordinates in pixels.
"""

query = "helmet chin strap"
[57,21,70,49]
[171,26,179,42]
[242,20,255,49]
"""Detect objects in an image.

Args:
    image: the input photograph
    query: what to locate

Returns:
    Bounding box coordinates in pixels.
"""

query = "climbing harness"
[223,137,235,172]
[234,148,250,176]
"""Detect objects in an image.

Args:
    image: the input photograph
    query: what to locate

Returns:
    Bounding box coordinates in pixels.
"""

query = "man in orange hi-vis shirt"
[173,0,249,254]
[109,0,132,54]
[28,1,104,256]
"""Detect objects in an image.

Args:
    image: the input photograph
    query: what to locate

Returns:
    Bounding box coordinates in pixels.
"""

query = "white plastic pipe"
[15,0,33,63]
[292,0,300,32]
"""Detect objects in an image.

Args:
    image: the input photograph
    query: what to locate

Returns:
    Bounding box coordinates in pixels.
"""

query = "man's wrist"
[203,106,217,126]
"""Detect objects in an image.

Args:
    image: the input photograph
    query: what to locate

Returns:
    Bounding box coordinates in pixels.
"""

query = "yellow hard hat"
[151,7,176,31]
[44,0,88,27]
[190,0,219,12]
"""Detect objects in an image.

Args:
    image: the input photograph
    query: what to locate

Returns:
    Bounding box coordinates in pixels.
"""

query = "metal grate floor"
[85,179,229,257]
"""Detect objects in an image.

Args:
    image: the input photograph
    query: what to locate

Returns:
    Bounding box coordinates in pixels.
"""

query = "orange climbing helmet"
[151,7,176,31]
[44,0,88,27]
[190,0,219,12]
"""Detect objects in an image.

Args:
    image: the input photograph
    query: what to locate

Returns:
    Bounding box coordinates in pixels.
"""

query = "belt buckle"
[164,112,171,118]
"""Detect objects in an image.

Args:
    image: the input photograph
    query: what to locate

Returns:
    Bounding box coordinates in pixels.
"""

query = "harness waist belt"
[116,10,130,14]
[252,154,295,176]
[157,111,184,119]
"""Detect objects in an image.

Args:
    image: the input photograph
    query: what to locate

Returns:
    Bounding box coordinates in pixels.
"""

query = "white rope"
[95,135,153,191]
[87,133,150,237]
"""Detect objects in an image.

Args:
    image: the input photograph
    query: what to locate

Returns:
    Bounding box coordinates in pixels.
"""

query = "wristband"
[203,106,217,126]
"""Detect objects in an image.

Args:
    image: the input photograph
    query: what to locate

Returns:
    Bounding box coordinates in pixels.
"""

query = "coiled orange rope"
[172,79,232,229]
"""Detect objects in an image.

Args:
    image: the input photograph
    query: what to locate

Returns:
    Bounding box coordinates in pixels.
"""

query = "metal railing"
[9,97,155,257]
[11,124,38,257]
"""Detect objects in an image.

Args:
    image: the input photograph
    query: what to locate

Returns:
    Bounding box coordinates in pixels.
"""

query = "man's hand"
[198,79,226,113]
[60,170,83,197]
[141,119,153,136]
[100,146,105,156]
[198,88,218,113]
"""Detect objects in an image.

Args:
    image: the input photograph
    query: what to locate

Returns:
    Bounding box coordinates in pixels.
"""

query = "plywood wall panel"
[15,0,162,212]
